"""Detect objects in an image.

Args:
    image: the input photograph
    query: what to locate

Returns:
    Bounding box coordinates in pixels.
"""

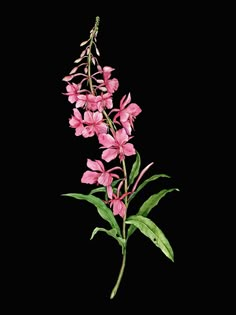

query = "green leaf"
[62,193,121,237]
[128,174,170,203]
[126,215,174,262]
[128,151,141,187]
[90,227,126,254]
[127,188,179,238]
[89,187,106,194]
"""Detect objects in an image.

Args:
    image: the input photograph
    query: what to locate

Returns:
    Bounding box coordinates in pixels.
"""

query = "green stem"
[87,16,100,94]
[87,17,129,299]
[110,249,126,299]
[110,160,128,299]
[122,159,128,236]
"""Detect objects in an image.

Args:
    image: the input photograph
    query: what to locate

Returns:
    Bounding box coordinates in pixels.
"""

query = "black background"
[4,2,234,313]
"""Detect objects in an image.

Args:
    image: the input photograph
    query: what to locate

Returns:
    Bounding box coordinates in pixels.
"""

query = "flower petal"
[75,124,84,136]
[126,103,142,116]
[115,128,128,145]
[98,133,115,148]
[121,120,132,135]
[123,143,136,156]
[73,108,82,120]
[98,172,113,186]
[81,171,100,184]
[107,185,113,199]
[87,159,104,172]
[101,148,118,162]
[112,200,126,217]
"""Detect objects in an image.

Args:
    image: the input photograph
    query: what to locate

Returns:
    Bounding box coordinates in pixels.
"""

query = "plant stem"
[110,159,129,299]
[87,16,100,94]
[110,248,126,299]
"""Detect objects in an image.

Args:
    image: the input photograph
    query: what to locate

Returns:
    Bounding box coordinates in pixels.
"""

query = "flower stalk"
[62,16,178,299]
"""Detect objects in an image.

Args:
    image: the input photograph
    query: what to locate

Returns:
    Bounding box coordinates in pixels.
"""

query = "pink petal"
[87,159,104,172]
[122,93,131,108]
[103,66,114,80]
[98,172,113,186]
[120,110,129,122]
[98,133,115,148]
[95,122,108,135]
[83,111,93,124]
[115,128,128,145]
[73,108,82,120]
[101,148,118,162]
[123,143,136,156]
[107,78,119,94]
[121,120,132,135]
[87,94,98,103]
[75,124,84,136]
[126,103,142,116]
[92,111,103,123]
[68,95,77,103]
[118,202,126,218]
[69,116,79,128]
[119,94,127,109]
[112,200,126,217]
[82,126,95,138]
[105,98,113,109]
[81,171,100,184]
[75,99,86,108]
[107,186,113,199]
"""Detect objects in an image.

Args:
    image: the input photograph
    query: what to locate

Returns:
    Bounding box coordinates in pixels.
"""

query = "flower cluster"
[62,16,178,299]
[62,17,144,218]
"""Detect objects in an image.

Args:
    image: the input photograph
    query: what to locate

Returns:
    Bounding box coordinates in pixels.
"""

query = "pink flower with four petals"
[98,128,136,162]
[81,159,122,198]
[69,108,84,136]
[82,111,108,138]
[102,66,119,94]
[108,180,129,218]
[112,93,142,135]
[63,82,81,104]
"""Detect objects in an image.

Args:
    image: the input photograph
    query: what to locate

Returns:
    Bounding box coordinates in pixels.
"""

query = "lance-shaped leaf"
[128,174,171,203]
[127,188,179,238]
[90,227,126,254]
[128,151,141,187]
[126,215,174,262]
[89,187,106,195]
[62,193,121,237]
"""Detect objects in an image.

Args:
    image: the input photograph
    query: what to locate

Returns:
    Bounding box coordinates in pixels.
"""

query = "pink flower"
[110,198,126,218]
[81,159,122,198]
[82,111,108,138]
[69,108,84,136]
[102,66,119,94]
[112,93,142,135]
[76,93,98,110]
[98,128,136,162]
[96,93,113,112]
[63,82,81,104]
[108,180,129,218]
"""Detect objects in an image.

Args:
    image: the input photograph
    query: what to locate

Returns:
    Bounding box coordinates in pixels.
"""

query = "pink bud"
[92,57,96,65]
[80,50,86,58]
[95,47,100,56]
[69,66,79,74]
[80,39,89,47]
[62,75,73,82]
[74,57,82,63]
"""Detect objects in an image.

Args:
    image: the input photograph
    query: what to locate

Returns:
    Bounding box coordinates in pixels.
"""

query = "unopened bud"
[80,39,89,47]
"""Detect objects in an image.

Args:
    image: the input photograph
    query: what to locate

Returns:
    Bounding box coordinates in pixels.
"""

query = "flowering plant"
[62,16,179,299]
